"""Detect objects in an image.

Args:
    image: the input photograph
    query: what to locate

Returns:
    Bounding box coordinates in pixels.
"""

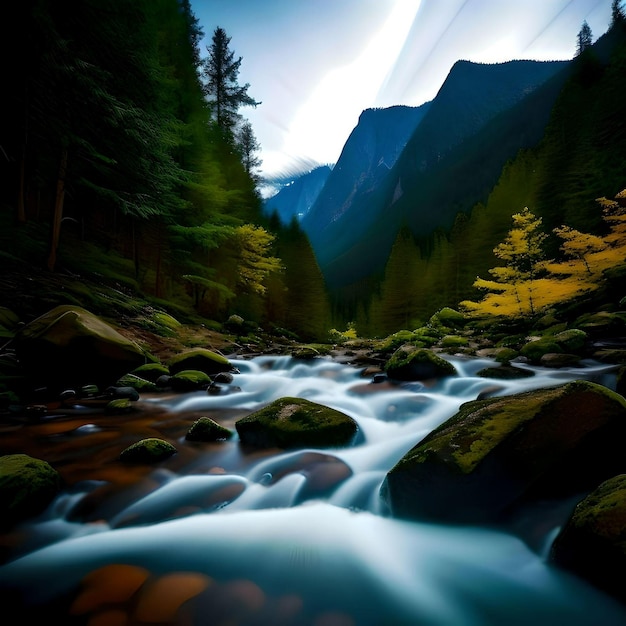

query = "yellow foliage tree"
[461,208,548,317]
[234,224,282,295]
[461,189,626,320]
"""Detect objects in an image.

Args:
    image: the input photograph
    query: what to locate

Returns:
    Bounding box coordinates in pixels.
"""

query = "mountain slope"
[302,104,429,234]
[307,59,570,291]
[263,165,332,224]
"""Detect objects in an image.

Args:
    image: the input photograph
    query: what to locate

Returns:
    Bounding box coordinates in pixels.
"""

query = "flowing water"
[1,354,626,625]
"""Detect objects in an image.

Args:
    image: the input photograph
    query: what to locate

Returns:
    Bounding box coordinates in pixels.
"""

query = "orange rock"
[70,564,150,615]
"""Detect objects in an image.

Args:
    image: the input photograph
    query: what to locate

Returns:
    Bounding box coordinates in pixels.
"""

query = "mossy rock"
[380,380,626,524]
[476,365,535,380]
[119,438,177,463]
[440,335,468,349]
[105,398,134,414]
[292,346,320,360]
[519,337,563,363]
[494,347,519,364]
[236,397,358,449]
[167,348,233,377]
[186,417,233,442]
[130,363,170,383]
[115,373,159,392]
[170,369,212,391]
[13,305,147,388]
[429,307,466,330]
[0,454,61,529]
[574,311,626,336]
[377,330,419,353]
[553,329,588,353]
[384,347,457,381]
[550,474,626,604]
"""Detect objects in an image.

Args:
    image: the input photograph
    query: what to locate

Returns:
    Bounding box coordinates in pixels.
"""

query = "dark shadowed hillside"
[307,59,571,293]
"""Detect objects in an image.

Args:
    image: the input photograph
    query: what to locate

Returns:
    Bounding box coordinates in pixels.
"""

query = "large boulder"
[380,380,626,525]
[0,454,61,529]
[384,347,457,381]
[236,397,359,449]
[550,474,626,604]
[13,305,147,389]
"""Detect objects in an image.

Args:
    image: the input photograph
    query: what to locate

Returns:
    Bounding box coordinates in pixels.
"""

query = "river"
[1,353,625,625]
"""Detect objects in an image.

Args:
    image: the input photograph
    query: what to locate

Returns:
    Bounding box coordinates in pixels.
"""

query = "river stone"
[235,397,358,449]
[13,305,147,389]
[0,454,61,529]
[119,438,177,463]
[186,417,233,442]
[380,380,626,525]
[170,369,211,391]
[167,349,234,377]
[550,474,626,604]
[384,347,456,381]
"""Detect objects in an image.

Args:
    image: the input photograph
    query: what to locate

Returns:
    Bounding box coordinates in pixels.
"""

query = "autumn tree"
[202,27,260,138]
[552,226,606,274]
[461,208,548,317]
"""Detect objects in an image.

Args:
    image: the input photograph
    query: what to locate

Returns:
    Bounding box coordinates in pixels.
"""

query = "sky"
[191,0,613,193]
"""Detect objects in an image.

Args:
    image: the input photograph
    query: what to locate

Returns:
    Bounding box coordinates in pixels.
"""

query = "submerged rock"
[236,397,358,449]
[380,380,626,525]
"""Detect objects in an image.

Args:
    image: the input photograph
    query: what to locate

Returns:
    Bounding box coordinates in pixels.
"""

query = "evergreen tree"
[202,27,260,139]
[611,0,625,27]
[237,120,262,181]
[369,226,424,335]
[576,20,593,56]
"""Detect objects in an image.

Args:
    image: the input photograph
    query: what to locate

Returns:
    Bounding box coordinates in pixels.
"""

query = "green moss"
[398,380,625,474]
[0,454,61,527]
[568,474,626,540]
[168,348,232,376]
[186,417,233,442]
[115,373,158,391]
[105,398,134,413]
[441,335,468,348]
[236,397,358,449]
[520,337,563,362]
[131,362,170,382]
[119,438,177,463]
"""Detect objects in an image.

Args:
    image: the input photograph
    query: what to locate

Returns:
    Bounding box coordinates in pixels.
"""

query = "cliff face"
[301,59,570,291]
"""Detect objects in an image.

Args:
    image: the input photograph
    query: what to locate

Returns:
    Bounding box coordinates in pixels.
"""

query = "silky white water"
[1,354,625,625]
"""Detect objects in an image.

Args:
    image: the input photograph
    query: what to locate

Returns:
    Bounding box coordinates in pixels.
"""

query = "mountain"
[262,165,332,224]
[301,59,570,291]
[301,104,429,234]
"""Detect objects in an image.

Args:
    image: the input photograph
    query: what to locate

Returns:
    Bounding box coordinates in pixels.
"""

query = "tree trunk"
[47,148,68,272]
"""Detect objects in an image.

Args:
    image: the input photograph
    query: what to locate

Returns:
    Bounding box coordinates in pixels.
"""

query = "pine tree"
[576,20,593,56]
[611,0,625,27]
[237,121,262,181]
[202,27,260,138]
